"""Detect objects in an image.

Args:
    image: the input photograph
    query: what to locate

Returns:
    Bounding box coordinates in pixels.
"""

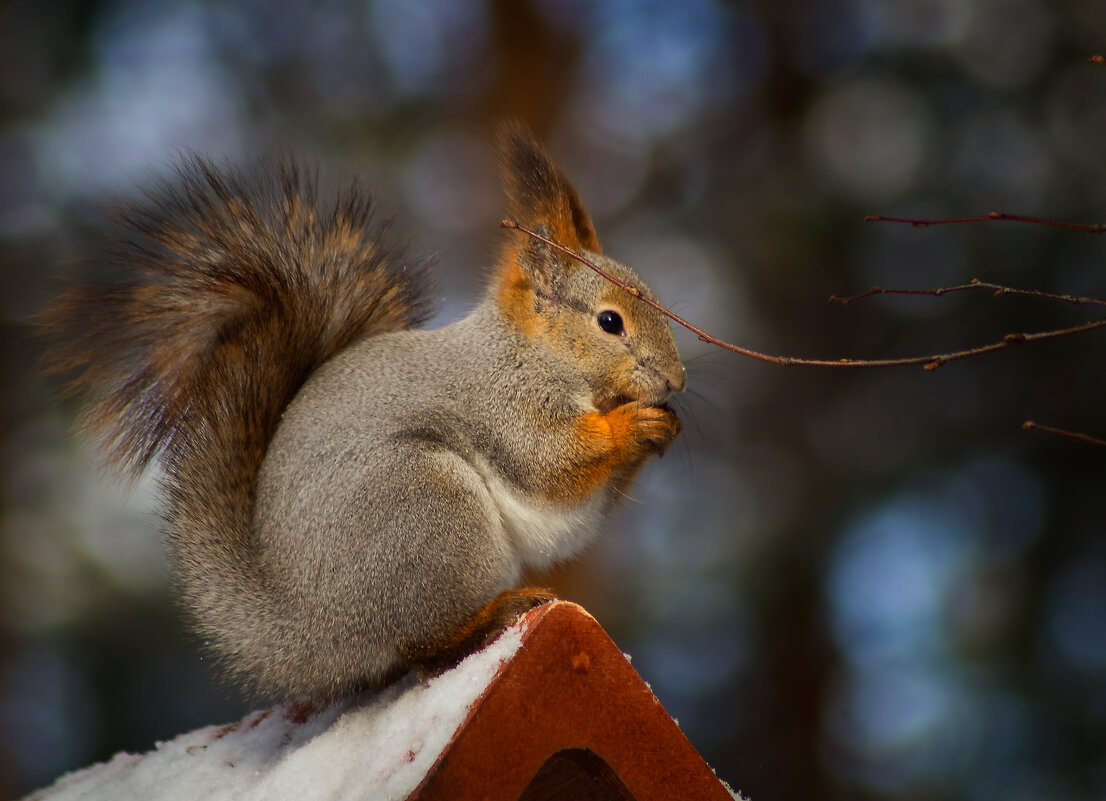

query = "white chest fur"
[482,470,608,570]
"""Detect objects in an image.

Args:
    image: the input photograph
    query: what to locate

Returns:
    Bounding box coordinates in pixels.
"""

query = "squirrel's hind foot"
[400,587,556,680]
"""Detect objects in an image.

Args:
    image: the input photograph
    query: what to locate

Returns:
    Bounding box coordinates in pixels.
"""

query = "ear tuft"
[496,121,601,255]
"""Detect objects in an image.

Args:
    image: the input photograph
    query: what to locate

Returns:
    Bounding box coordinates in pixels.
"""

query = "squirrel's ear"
[496,121,601,256]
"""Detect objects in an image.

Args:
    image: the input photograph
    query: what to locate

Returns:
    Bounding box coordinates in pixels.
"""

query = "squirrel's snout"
[665,364,688,395]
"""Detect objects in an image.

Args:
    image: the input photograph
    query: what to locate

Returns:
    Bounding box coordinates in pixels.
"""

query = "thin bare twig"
[830,279,1106,309]
[1023,421,1106,447]
[865,211,1106,234]
[501,219,1106,371]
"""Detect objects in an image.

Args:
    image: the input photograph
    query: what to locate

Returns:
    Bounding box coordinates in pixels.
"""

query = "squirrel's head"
[494,122,686,411]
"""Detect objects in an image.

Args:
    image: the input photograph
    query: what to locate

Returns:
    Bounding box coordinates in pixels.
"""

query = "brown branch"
[830,278,1106,309]
[501,219,1106,370]
[1023,421,1106,447]
[865,211,1106,234]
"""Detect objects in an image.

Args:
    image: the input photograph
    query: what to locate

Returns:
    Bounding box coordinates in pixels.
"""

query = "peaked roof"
[411,600,738,801]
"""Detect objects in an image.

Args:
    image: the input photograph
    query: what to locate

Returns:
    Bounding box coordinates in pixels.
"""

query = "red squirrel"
[43,123,686,701]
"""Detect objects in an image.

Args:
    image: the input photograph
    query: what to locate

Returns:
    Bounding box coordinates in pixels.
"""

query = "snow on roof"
[24,618,528,801]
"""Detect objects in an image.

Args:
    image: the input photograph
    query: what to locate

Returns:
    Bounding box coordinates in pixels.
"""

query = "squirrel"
[41,123,686,702]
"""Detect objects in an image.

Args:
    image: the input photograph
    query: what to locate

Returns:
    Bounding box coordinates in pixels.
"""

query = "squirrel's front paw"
[627,401,681,455]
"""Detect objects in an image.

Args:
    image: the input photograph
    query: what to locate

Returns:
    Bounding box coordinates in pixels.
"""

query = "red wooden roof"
[410,601,738,801]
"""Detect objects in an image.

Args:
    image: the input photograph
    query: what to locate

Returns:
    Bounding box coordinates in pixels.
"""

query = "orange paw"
[400,588,557,680]
[555,402,682,501]
[618,401,681,455]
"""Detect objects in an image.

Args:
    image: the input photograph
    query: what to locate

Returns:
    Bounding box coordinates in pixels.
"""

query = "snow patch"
[24,620,527,801]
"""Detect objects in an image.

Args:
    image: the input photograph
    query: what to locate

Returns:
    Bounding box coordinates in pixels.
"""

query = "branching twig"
[865,211,1106,234]
[830,279,1106,309]
[1023,421,1106,447]
[501,219,1106,371]
[861,208,1106,445]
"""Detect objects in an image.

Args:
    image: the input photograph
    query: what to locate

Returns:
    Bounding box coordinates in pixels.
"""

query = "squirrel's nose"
[666,365,687,394]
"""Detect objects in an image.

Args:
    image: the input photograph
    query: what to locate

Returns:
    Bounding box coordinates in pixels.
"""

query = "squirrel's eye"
[597,310,624,335]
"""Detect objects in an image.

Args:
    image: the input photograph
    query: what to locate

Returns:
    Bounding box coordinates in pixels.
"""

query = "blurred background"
[2,0,1105,799]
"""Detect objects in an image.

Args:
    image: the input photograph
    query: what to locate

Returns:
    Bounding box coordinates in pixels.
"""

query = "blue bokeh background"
[2,1,1105,799]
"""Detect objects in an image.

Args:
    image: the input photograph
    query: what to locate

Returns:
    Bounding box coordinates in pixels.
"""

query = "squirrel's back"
[42,157,434,696]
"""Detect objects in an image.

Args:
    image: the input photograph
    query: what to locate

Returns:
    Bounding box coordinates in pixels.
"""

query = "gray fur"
[248,253,685,697]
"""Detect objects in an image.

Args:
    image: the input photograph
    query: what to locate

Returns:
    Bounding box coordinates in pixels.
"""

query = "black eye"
[597,310,624,335]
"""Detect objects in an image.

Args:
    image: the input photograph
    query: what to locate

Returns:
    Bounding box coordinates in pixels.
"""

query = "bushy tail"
[41,156,433,692]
